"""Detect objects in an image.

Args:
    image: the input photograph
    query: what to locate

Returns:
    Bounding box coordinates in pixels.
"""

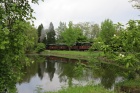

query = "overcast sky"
[31,0,140,28]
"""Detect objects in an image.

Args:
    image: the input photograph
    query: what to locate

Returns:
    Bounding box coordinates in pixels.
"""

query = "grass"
[41,50,104,60]
[116,78,140,87]
[47,85,115,93]
[115,79,140,93]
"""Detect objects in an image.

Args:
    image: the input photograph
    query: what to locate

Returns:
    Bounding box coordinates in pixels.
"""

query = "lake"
[16,55,125,93]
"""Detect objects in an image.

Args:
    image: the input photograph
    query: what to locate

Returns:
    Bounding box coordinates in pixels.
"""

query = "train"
[46,42,93,51]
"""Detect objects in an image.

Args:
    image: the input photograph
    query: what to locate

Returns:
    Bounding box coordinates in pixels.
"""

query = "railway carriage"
[58,43,68,50]
[46,42,92,51]
[46,44,58,50]
[77,42,92,50]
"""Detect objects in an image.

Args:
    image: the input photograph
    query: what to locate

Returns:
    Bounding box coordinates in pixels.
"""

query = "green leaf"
[0,45,5,50]
[126,62,129,68]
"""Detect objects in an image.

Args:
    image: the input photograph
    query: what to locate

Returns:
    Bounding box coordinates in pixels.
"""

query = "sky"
[31,0,140,28]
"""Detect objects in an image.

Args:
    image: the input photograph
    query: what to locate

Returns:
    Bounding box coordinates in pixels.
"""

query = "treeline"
[38,21,100,47]
[37,19,121,49]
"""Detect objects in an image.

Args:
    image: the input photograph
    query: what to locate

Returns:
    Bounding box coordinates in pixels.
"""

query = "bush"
[36,43,46,53]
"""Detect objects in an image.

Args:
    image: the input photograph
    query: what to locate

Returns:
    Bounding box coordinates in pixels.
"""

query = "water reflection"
[38,61,46,80]
[16,56,126,93]
[46,59,55,81]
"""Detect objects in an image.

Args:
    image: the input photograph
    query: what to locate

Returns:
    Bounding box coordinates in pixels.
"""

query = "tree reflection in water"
[46,60,56,81]
[16,55,139,93]
[38,61,46,80]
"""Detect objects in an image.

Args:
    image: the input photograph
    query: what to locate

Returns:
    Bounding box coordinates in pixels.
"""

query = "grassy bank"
[115,79,140,93]
[41,50,104,60]
[47,85,115,93]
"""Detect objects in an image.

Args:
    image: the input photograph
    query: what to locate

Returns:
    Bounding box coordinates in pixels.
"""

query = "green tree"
[114,22,124,35]
[46,22,56,44]
[56,22,67,43]
[100,19,115,44]
[62,22,81,49]
[0,0,42,92]
[62,22,74,47]
[75,22,100,42]
[91,20,140,71]
[90,24,100,41]
[76,22,91,40]
[25,23,38,53]
[37,24,44,43]
[74,24,88,42]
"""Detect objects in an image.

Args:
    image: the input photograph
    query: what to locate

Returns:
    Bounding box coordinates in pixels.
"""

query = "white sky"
[31,0,140,28]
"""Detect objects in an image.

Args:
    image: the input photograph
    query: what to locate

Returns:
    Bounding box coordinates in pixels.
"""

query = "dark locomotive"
[46,42,92,50]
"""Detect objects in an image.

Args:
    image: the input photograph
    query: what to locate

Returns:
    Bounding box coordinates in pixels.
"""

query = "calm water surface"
[16,56,124,93]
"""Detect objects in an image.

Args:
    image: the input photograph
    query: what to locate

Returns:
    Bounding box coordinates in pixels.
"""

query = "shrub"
[36,43,46,53]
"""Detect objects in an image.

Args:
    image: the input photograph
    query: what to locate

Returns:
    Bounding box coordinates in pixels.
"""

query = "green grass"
[116,79,140,87]
[47,85,115,93]
[115,79,140,93]
[41,50,104,60]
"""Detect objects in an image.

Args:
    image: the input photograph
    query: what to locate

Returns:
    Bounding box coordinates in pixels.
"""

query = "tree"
[62,21,84,49]
[74,24,88,42]
[76,22,91,39]
[100,19,115,44]
[25,23,38,53]
[37,24,43,42]
[90,20,140,72]
[56,22,67,43]
[75,22,100,42]
[0,0,42,92]
[90,24,100,39]
[46,22,56,44]
[130,0,140,9]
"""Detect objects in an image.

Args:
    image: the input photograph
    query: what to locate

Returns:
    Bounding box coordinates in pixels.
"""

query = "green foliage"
[62,22,76,47]
[100,19,115,44]
[62,21,87,49]
[75,22,100,41]
[75,26,88,42]
[25,23,38,53]
[115,78,140,93]
[0,20,30,93]
[74,62,86,78]
[90,37,104,51]
[56,22,89,44]
[116,78,140,87]
[56,22,67,43]
[0,0,41,92]
[124,20,140,52]
[36,43,46,53]
[75,22,91,39]
[91,20,140,71]
[47,85,115,93]
[112,20,140,69]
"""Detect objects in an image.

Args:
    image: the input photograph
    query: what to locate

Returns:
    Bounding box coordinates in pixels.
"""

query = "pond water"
[16,55,126,93]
